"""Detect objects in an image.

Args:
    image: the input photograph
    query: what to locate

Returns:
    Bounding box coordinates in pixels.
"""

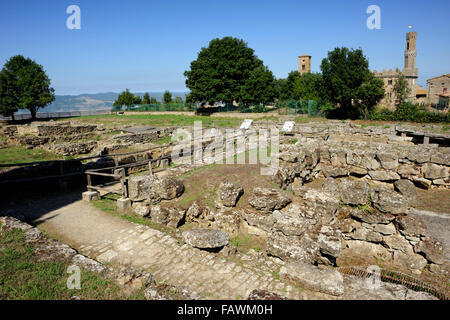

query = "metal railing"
[0,109,111,121]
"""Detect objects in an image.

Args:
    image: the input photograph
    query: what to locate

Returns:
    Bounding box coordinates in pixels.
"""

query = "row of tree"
[0,55,55,121]
[183,37,412,119]
[113,89,184,107]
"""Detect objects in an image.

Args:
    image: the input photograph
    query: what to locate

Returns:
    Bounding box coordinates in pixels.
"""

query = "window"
[407,42,410,50]
[388,80,393,85]
[302,65,306,71]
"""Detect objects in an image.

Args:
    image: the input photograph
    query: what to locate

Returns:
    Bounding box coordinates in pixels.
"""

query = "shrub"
[368,103,449,123]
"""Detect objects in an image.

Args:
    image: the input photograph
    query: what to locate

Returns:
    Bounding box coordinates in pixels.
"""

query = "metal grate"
[338,266,448,300]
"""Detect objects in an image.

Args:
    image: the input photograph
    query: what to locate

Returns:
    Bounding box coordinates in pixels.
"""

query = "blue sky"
[1,0,449,95]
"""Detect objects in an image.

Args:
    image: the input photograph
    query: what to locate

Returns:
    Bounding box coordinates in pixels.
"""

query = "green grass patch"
[0,146,61,165]
[229,234,266,254]
[0,227,133,300]
[153,136,173,145]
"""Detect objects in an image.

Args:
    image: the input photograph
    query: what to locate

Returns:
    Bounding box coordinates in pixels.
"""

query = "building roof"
[416,89,427,96]
[427,74,450,82]
[298,55,311,58]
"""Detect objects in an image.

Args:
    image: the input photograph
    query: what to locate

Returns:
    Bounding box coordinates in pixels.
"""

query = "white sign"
[240,119,253,130]
[281,121,295,132]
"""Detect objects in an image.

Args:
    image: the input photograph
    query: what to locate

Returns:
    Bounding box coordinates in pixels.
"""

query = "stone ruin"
[80,120,450,299]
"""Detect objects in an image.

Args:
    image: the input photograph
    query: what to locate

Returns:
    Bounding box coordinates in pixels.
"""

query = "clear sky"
[1,0,449,95]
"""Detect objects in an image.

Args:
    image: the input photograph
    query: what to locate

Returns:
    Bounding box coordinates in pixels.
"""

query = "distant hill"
[16,91,188,114]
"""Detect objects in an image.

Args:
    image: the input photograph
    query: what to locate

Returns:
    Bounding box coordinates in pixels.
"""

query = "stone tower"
[298,55,311,75]
[403,31,419,100]
[404,31,418,74]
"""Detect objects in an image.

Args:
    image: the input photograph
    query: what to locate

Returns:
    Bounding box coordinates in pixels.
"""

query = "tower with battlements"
[374,31,420,108]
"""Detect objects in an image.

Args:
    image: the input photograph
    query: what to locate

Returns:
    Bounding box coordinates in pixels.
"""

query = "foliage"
[113,89,135,107]
[321,47,380,119]
[163,90,172,104]
[142,92,151,104]
[393,75,411,107]
[184,37,265,104]
[133,95,142,105]
[293,72,329,103]
[0,55,55,121]
[369,103,449,123]
[277,71,301,101]
[355,73,385,120]
[240,65,278,105]
[173,96,183,104]
[0,68,19,119]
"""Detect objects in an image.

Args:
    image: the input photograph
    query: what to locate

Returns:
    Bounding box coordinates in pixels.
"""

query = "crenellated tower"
[403,31,418,77]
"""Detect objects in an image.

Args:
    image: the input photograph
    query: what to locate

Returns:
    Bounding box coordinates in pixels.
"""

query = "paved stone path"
[18,193,305,300]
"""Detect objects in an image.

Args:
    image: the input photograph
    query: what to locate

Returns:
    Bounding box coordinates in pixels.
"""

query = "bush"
[368,103,449,123]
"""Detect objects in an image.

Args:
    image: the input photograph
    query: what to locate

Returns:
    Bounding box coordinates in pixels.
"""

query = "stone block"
[117,197,132,211]
[82,191,100,202]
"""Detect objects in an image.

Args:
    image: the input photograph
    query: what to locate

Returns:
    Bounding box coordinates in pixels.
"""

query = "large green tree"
[113,89,135,107]
[240,65,278,105]
[393,75,411,107]
[184,37,265,104]
[0,55,55,121]
[321,47,378,118]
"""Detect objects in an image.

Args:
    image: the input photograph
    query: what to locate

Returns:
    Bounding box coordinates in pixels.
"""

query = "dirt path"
[16,192,302,300]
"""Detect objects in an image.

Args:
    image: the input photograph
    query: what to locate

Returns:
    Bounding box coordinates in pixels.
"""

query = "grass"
[0,146,61,165]
[68,114,244,129]
[0,227,140,299]
[229,234,266,254]
[153,136,173,145]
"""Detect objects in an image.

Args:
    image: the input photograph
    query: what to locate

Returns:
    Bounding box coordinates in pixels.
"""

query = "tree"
[163,90,172,104]
[393,75,411,107]
[133,95,142,105]
[184,37,265,104]
[355,73,385,120]
[149,97,158,104]
[173,96,183,104]
[240,65,277,105]
[293,72,329,103]
[320,47,372,118]
[0,55,55,121]
[142,92,151,104]
[113,89,134,107]
[0,69,19,121]
[277,71,301,101]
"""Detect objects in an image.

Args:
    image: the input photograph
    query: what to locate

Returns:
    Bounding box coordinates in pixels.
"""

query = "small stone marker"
[82,191,100,202]
[117,197,132,211]
[281,121,295,133]
[240,119,253,130]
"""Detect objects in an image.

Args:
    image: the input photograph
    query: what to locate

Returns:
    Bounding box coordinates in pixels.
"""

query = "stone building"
[298,55,311,75]
[374,31,420,109]
[426,74,450,105]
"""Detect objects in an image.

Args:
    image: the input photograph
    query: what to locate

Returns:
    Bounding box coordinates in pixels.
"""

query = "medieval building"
[298,55,311,75]
[373,31,421,109]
